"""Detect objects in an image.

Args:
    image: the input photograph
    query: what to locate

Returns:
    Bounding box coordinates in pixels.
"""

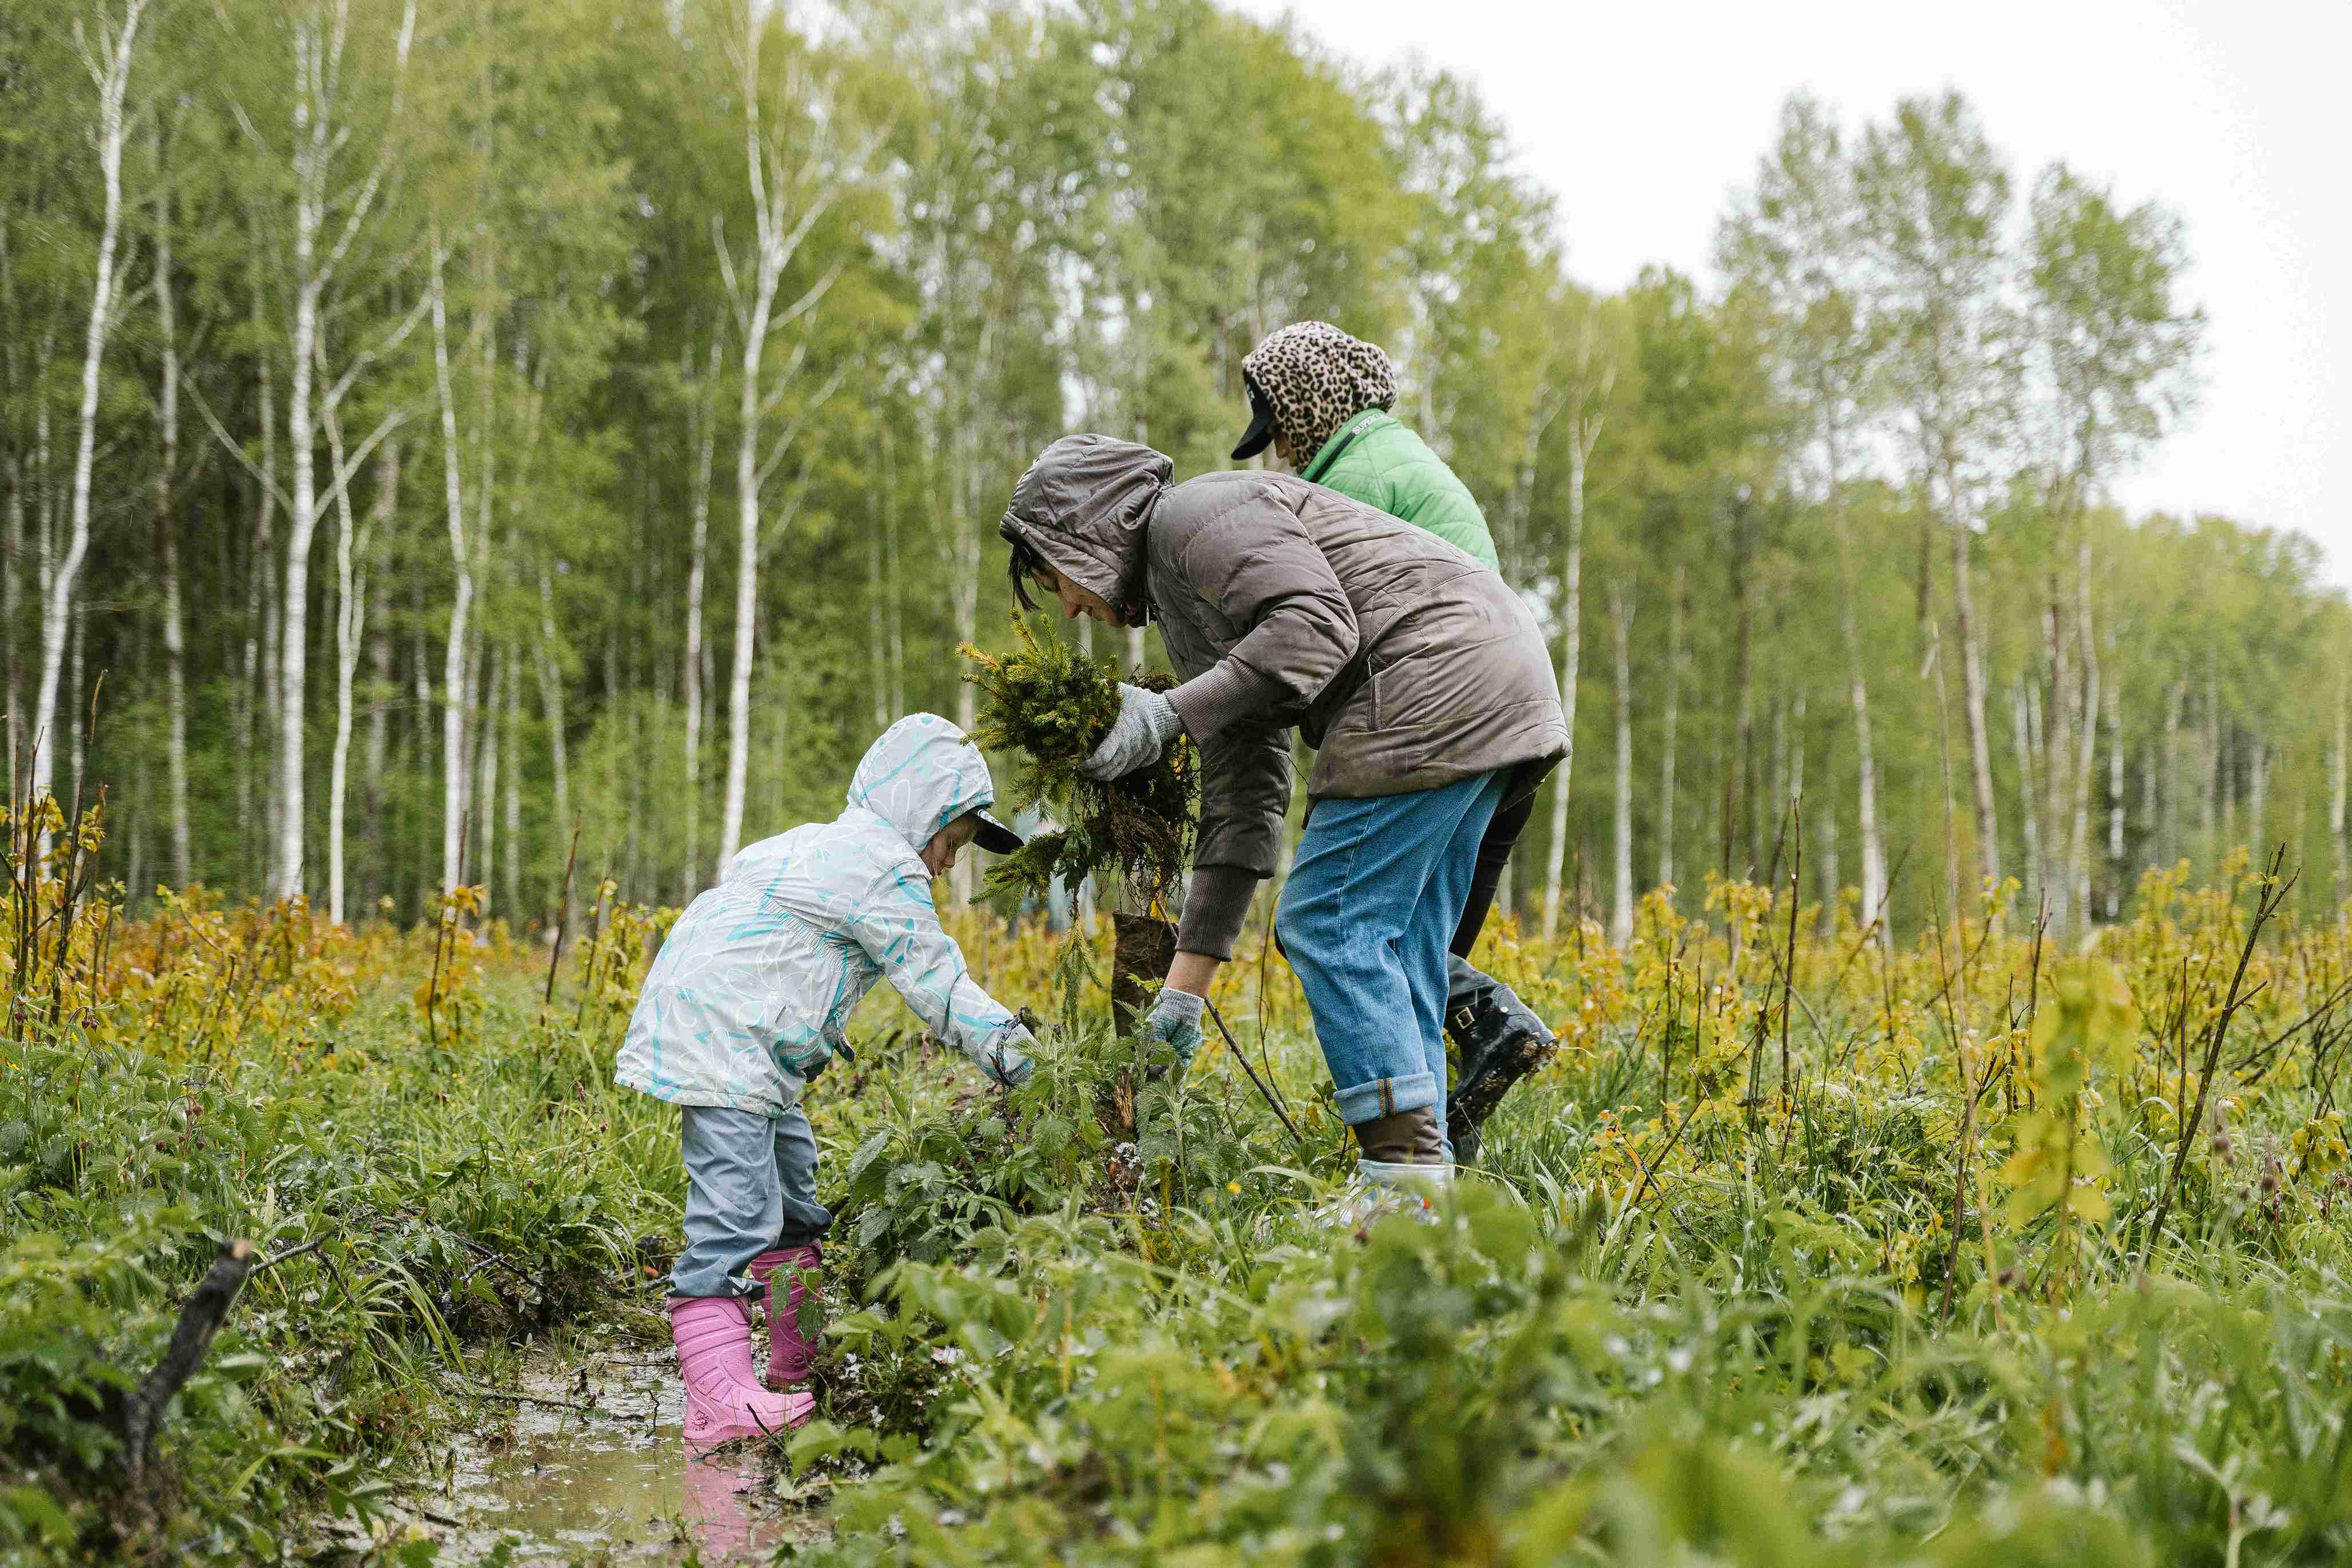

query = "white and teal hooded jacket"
[616,714,1028,1116]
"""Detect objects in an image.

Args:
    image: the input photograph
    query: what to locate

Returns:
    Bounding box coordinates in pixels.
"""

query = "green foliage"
[961,615,1200,908]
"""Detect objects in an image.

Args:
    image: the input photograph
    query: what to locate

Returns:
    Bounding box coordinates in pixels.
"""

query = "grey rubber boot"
[1443,954,1557,1165]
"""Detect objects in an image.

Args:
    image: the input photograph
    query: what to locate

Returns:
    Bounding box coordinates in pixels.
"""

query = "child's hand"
[984,1021,1037,1089]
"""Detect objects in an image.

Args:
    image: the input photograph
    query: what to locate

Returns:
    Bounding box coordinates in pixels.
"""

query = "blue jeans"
[1275,771,1506,1132]
[670,1104,834,1298]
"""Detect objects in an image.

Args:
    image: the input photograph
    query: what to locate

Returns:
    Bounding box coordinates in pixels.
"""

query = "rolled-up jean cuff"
[1335,1071,1442,1125]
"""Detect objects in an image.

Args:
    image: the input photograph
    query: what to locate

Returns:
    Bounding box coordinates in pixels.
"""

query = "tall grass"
[4,820,2350,1562]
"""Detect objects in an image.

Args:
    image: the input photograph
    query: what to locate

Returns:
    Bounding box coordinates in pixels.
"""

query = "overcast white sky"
[1229,0,2349,584]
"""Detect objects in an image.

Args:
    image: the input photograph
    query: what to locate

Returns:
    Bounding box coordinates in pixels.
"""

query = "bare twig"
[543,816,581,1015]
[2141,845,2296,1273]
[1203,999,1305,1153]
[445,1379,600,1416]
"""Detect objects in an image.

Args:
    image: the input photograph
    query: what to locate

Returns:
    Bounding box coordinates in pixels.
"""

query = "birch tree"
[1538,291,1620,939]
[712,0,856,875]
[151,108,194,889]
[1720,94,1891,940]
[1607,581,1636,945]
[2025,163,2203,928]
[30,0,149,821]
[1855,93,2017,896]
[199,0,421,897]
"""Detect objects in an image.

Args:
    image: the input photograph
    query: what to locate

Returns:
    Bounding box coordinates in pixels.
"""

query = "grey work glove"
[1139,987,1206,1072]
[981,1020,1036,1089]
[1081,684,1184,781]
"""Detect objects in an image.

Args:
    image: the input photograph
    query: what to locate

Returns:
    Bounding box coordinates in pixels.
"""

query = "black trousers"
[1449,778,1535,958]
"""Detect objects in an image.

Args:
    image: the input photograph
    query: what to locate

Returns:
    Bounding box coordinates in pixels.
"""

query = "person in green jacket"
[1232,319,1555,1163]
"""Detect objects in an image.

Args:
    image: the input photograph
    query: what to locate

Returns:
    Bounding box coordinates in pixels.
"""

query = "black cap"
[967,808,1023,855]
[1230,376,1278,461]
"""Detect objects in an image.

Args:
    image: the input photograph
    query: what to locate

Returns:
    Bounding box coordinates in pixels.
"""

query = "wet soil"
[411,1327,828,1566]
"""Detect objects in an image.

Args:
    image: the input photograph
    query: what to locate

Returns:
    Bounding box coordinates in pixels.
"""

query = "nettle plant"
[834,1002,1267,1277]
[1999,957,2139,1295]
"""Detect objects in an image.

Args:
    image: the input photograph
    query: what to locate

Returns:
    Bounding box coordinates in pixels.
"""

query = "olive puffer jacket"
[1000,434,1567,958]
[1301,409,1498,571]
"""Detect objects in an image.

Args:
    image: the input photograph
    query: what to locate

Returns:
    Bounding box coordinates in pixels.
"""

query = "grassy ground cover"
[5,834,2351,1564]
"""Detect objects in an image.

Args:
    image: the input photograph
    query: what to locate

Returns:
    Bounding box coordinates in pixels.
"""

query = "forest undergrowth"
[5,801,2352,1565]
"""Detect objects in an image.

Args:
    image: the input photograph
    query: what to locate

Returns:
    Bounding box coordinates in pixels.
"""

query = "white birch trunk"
[362,452,395,894]
[2,220,21,789]
[31,0,148,819]
[2162,679,2184,867]
[430,245,473,892]
[1608,583,1634,946]
[152,121,191,888]
[1539,318,1611,939]
[2012,681,2042,911]
[329,555,365,924]
[2071,657,2100,929]
[259,0,417,898]
[1947,507,2001,892]
[722,296,768,876]
[319,389,372,925]
[2248,737,2268,860]
[2105,673,2125,918]
[476,649,502,916]
[1657,563,1682,892]
[712,9,846,876]
[537,571,570,839]
[2333,676,2347,905]
[683,335,717,897]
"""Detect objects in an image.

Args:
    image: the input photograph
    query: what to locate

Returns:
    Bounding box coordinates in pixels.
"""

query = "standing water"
[421,1327,826,1565]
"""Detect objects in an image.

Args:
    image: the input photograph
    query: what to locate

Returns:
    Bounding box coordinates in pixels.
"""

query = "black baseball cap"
[1230,375,1278,461]
[965,809,1023,854]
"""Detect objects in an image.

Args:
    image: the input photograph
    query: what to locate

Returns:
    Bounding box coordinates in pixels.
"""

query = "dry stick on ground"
[112,1238,258,1486]
[446,1379,600,1416]
[1203,999,1305,1153]
[2140,844,2296,1276]
[543,815,581,1015]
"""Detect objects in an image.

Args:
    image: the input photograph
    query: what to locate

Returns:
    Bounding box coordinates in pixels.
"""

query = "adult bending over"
[1233,319,1558,1163]
[999,435,1567,1206]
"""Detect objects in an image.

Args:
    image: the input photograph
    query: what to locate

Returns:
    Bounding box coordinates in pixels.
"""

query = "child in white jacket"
[616,714,1036,1448]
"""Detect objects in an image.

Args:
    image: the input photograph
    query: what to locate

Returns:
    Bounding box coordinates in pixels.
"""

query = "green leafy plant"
[2000,958,2139,1294]
[960,615,1199,908]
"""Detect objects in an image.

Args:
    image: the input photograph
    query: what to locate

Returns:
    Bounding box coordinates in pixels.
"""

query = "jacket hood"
[846,714,997,856]
[999,434,1173,624]
[1240,321,1397,469]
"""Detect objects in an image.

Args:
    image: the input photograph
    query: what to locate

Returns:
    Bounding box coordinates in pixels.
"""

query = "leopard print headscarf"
[1241,321,1397,468]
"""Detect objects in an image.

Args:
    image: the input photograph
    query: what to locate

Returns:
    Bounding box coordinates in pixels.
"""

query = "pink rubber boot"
[667,1294,812,1450]
[749,1244,822,1390]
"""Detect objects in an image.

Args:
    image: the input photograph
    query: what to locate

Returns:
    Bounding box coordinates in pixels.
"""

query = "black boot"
[1443,955,1556,1164]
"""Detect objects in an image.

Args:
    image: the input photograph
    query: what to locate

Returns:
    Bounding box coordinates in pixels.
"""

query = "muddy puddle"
[403,1330,829,1566]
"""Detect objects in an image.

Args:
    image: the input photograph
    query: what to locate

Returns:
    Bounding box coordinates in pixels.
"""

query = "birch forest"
[2,0,2320,942]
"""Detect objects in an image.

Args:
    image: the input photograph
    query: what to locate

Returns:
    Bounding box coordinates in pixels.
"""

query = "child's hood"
[846,713,999,857]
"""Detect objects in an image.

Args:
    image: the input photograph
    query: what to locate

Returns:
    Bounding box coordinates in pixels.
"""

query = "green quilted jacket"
[1300,409,1499,571]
